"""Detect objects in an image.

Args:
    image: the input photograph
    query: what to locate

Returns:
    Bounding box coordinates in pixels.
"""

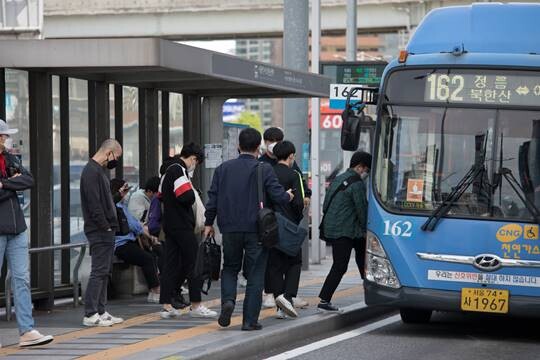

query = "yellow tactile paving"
[0,271,358,357]
[79,285,363,360]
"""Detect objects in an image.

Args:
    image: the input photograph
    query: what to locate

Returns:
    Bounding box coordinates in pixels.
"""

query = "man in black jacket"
[204,128,294,331]
[0,119,53,347]
[159,143,217,319]
[80,139,124,327]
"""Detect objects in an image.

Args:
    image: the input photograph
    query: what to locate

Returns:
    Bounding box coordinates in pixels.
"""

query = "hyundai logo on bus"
[473,255,502,272]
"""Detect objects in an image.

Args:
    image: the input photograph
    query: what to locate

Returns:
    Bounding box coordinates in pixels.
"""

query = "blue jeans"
[0,231,34,335]
[221,232,268,326]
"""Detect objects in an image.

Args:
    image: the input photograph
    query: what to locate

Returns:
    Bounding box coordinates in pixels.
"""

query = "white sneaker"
[262,293,276,308]
[83,313,113,327]
[190,305,218,318]
[293,296,309,309]
[238,277,248,288]
[160,308,181,319]
[181,286,189,295]
[275,294,298,318]
[147,292,160,303]
[276,309,288,319]
[19,330,54,347]
[100,311,124,325]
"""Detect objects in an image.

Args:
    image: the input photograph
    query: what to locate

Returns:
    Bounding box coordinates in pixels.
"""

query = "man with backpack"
[204,128,294,331]
[318,151,371,313]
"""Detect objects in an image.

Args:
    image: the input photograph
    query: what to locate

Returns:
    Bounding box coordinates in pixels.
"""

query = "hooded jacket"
[0,151,33,235]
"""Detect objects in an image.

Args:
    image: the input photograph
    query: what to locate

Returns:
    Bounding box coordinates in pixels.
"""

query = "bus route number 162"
[383,220,413,237]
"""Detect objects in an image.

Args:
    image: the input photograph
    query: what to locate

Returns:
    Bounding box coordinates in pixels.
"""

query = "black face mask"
[107,152,119,170]
[113,192,123,204]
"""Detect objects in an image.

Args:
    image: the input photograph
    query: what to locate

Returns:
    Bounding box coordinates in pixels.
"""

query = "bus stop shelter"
[0,38,330,310]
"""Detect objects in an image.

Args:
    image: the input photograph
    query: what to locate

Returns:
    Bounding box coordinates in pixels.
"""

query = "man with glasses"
[80,139,125,327]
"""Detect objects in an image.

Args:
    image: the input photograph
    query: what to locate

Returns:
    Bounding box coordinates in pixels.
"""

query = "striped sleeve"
[174,174,192,198]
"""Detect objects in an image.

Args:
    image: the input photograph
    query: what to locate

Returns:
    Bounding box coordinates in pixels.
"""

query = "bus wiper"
[421,162,488,231]
[422,133,490,232]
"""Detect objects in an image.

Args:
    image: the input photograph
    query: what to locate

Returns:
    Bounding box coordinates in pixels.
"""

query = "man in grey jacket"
[0,119,53,347]
[80,139,124,327]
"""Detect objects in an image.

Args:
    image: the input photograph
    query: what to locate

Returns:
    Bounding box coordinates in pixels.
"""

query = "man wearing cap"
[317,151,371,313]
[0,119,54,347]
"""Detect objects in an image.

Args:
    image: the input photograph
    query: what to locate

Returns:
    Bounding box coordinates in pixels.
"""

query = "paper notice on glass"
[204,144,223,169]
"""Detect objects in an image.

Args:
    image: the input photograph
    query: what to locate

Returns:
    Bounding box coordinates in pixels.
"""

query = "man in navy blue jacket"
[204,128,293,331]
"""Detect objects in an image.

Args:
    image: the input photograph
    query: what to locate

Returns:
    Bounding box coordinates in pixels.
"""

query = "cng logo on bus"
[496,224,522,243]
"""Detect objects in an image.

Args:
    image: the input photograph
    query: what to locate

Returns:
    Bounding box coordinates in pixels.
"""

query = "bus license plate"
[461,288,509,314]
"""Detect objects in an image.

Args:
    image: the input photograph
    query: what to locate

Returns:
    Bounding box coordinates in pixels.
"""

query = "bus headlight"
[365,231,401,289]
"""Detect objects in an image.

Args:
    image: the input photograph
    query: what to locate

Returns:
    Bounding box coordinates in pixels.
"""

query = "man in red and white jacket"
[159,143,217,319]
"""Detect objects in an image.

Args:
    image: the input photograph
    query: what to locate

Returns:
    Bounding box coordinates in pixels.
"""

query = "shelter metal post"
[139,88,159,185]
[114,85,124,180]
[0,68,5,120]
[88,81,110,157]
[29,71,54,310]
[161,91,170,161]
[59,76,70,284]
[201,97,226,204]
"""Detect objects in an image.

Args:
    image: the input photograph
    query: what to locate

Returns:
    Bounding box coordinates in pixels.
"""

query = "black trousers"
[266,248,302,302]
[319,237,366,302]
[115,241,160,289]
[85,231,114,317]
[159,230,202,304]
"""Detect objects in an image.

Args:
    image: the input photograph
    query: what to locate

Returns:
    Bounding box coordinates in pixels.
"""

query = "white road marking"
[264,315,401,360]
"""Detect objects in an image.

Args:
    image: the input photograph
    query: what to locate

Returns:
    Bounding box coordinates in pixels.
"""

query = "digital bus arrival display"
[424,73,540,107]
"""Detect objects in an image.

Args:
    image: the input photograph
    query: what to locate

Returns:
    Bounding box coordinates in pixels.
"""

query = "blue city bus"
[342,3,540,323]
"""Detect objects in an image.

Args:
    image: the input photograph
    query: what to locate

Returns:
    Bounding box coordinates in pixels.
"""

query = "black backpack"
[193,236,222,295]
[256,163,279,248]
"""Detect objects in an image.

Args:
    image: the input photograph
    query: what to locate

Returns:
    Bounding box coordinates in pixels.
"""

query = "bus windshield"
[374,69,540,222]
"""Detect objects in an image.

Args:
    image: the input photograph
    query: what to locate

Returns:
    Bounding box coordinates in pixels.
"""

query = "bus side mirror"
[341,107,375,151]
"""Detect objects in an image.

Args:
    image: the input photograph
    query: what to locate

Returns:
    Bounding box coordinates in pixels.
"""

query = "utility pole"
[283,0,310,269]
[310,0,322,264]
[343,0,357,173]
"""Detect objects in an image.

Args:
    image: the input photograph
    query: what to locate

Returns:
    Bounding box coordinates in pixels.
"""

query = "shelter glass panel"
[123,86,139,186]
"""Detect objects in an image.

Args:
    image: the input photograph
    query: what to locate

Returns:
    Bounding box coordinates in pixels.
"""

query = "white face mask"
[4,137,13,150]
[361,171,369,180]
[268,142,277,158]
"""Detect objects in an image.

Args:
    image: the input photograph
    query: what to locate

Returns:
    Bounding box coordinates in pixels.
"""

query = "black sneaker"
[218,301,235,327]
[241,322,263,331]
[317,301,341,313]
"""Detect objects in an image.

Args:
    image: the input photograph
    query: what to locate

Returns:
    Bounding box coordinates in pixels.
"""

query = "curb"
[183,302,392,360]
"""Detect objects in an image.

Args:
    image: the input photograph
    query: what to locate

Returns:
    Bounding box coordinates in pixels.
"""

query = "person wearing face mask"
[80,139,124,327]
[259,127,311,310]
[159,143,217,319]
[0,120,54,347]
[317,151,371,313]
[266,141,305,319]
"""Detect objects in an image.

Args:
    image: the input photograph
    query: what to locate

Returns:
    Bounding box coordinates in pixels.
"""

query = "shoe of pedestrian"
[238,276,248,288]
[147,292,160,304]
[83,313,113,327]
[19,330,54,347]
[100,311,124,325]
[241,322,263,331]
[275,295,298,318]
[276,309,288,319]
[262,293,276,308]
[171,293,190,310]
[218,301,235,327]
[160,307,181,319]
[293,296,309,309]
[181,285,189,295]
[317,301,341,313]
[190,304,218,318]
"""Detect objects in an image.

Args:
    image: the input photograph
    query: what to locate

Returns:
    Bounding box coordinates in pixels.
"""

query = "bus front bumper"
[364,280,540,317]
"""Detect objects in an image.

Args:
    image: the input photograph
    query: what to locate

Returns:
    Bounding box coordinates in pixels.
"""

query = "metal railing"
[4,242,87,321]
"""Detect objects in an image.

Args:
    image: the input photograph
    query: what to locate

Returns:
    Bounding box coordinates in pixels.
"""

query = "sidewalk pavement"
[0,257,384,359]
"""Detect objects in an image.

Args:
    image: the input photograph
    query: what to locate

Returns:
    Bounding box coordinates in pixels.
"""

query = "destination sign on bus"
[424,73,540,106]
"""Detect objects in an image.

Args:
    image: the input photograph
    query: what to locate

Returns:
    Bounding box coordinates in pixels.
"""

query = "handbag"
[319,174,362,242]
[192,185,206,235]
[275,212,308,256]
[256,163,279,248]
[193,235,222,295]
